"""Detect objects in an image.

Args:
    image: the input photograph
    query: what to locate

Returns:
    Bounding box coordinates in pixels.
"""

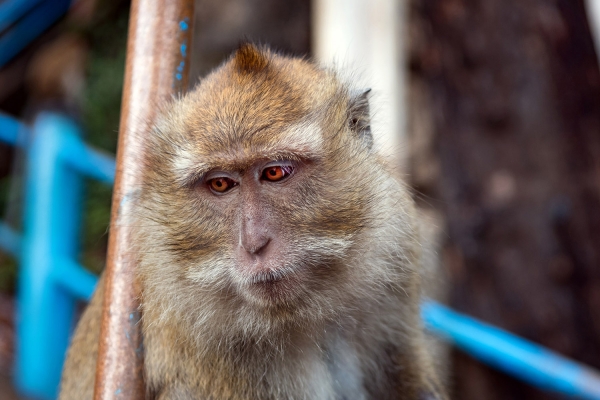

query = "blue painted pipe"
[0,112,115,181]
[0,111,114,399]
[0,112,27,146]
[13,113,113,399]
[422,301,600,400]
[61,134,115,184]
[0,0,71,67]
[53,258,98,301]
[17,113,84,399]
[0,0,43,34]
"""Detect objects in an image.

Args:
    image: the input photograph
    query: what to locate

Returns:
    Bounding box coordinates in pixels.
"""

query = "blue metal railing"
[422,302,600,399]
[0,0,44,33]
[1,113,108,398]
[0,0,72,67]
[1,112,600,399]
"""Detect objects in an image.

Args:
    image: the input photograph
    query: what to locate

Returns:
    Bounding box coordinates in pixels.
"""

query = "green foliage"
[82,9,128,153]
[0,177,9,214]
[0,177,17,292]
[79,8,128,274]
[0,255,17,293]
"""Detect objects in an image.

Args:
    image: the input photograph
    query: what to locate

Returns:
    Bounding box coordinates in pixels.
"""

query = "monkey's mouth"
[250,270,285,285]
[239,267,301,305]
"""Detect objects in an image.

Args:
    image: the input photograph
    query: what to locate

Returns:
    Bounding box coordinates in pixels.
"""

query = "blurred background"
[1,0,600,399]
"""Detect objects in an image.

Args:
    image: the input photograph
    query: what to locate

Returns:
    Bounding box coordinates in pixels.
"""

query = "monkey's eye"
[207,177,237,194]
[261,165,294,182]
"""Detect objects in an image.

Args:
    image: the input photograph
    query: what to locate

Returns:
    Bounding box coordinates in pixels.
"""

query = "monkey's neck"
[146,318,366,399]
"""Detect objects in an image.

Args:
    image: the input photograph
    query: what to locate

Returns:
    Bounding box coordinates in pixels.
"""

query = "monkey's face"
[202,161,331,303]
[136,45,412,337]
[144,117,372,314]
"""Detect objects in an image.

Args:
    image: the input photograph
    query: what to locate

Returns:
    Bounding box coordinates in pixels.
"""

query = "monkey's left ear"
[348,88,373,150]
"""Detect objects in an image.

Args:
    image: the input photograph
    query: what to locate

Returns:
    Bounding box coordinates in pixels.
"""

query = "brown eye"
[208,177,237,194]
[262,165,294,182]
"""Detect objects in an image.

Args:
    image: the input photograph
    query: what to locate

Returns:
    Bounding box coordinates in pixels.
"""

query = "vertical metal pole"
[585,0,600,66]
[93,0,193,399]
[312,0,405,166]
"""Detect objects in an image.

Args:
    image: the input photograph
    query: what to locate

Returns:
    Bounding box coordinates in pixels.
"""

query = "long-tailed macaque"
[60,44,447,400]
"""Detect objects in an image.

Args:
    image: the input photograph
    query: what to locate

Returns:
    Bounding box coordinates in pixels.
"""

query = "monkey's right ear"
[348,89,373,150]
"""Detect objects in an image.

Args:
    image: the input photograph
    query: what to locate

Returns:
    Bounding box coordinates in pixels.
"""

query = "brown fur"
[60,44,447,400]
[233,42,270,73]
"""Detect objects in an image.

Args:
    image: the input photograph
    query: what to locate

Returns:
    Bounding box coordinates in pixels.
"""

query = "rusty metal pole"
[94,0,193,399]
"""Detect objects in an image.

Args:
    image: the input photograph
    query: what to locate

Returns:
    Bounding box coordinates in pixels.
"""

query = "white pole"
[585,0,600,66]
[312,0,406,167]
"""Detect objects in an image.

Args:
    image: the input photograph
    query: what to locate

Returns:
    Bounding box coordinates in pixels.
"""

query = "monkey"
[59,43,447,400]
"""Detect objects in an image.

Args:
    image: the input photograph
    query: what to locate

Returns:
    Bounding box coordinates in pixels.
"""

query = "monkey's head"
[136,44,417,342]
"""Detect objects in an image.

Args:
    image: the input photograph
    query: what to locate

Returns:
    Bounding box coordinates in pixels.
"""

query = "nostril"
[244,237,270,255]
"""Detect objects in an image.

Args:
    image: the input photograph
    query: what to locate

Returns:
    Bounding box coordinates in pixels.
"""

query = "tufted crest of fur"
[234,42,270,73]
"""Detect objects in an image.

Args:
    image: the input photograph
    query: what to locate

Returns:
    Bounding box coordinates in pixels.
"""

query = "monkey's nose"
[241,235,270,255]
